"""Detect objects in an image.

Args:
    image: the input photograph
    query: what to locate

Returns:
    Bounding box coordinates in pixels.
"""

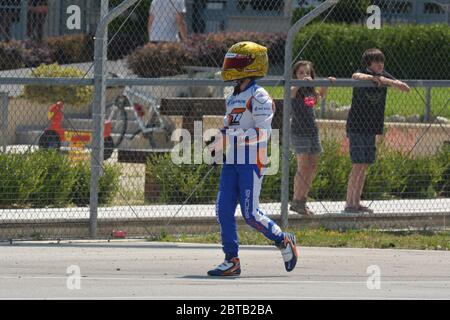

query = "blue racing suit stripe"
[216,163,284,258]
[216,165,239,259]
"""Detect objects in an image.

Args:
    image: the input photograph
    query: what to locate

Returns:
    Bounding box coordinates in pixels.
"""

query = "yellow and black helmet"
[221,41,269,82]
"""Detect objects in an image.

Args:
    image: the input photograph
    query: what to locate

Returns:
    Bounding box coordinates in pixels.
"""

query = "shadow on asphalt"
[180,275,289,280]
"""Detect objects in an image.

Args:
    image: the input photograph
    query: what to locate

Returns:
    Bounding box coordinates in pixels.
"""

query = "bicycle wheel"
[105,95,128,148]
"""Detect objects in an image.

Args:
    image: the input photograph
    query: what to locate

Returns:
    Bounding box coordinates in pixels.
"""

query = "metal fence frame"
[0,0,449,239]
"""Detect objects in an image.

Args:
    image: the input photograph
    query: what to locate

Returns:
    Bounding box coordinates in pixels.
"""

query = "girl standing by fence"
[290,60,335,215]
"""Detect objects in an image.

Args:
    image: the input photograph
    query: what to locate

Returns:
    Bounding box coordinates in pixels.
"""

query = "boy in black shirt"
[344,48,410,213]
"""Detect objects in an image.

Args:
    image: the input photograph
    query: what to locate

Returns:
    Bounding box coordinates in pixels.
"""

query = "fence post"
[281,0,339,229]
[20,0,28,40]
[0,92,8,153]
[89,0,141,238]
[90,0,109,238]
[320,96,327,119]
[424,87,432,123]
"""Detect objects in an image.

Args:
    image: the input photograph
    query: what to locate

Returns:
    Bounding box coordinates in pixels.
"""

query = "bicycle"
[105,73,176,152]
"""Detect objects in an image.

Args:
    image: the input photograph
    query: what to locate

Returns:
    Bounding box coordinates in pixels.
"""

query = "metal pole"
[89,0,141,238]
[281,0,339,229]
[0,77,447,88]
[284,0,293,19]
[89,0,109,239]
[320,96,327,119]
[20,0,28,40]
[424,87,431,123]
[0,92,8,153]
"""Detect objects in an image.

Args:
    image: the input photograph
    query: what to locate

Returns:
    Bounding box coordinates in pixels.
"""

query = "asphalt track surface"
[0,241,449,300]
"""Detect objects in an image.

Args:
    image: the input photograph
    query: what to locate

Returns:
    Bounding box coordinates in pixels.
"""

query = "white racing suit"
[215,80,285,260]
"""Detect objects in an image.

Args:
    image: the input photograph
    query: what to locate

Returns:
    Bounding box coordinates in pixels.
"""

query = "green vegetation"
[266,87,450,119]
[145,141,450,203]
[0,150,120,208]
[151,228,450,251]
[44,33,93,64]
[23,63,93,107]
[291,0,370,25]
[145,152,222,204]
[293,23,449,80]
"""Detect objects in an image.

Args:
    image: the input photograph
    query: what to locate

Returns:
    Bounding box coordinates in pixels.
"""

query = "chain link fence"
[0,0,449,241]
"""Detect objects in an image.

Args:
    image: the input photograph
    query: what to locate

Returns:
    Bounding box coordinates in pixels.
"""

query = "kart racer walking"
[207,42,299,276]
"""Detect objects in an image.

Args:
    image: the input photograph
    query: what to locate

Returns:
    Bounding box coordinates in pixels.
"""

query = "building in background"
[0,0,102,41]
[292,0,449,24]
[186,0,293,33]
[185,0,449,36]
[1,0,448,42]
[372,0,449,24]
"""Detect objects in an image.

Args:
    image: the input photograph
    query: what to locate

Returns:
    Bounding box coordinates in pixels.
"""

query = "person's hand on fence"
[319,77,337,98]
[377,76,410,92]
[371,75,383,87]
[393,80,411,92]
[352,72,382,87]
[378,76,396,87]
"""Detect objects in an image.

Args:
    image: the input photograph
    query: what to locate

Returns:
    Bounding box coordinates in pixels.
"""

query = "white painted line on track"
[1,275,449,285]
[2,296,447,300]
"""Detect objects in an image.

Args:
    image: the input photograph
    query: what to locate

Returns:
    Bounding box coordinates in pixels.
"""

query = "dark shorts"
[291,133,322,155]
[348,133,376,164]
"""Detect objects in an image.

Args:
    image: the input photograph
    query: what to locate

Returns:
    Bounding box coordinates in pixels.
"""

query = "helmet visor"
[222,53,255,70]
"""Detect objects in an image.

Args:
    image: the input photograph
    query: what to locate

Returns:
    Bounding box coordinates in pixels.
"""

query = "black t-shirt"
[346,68,394,135]
[290,88,319,136]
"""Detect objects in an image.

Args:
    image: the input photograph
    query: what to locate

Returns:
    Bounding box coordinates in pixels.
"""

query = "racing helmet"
[221,41,269,82]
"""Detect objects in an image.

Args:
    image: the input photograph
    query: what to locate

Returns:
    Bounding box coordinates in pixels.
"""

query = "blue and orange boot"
[275,233,298,272]
[207,257,241,276]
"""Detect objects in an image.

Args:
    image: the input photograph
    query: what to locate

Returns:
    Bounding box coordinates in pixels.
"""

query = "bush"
[365,150,436,200]
[433,143,450,197]
[129,24,448,79]
[21,39,53,68]
[44,34,94,64]
[292,0,369,24]
[145,139,450,203]
[326,0,370,23]
[70,161,121,207]
[108,32,147,61]
[27,151,77,207]
[0,151,120,208]
[0,34,91,71]
[146,152,221,204]
[185,32,286,67]
[107,0,151,60]
[257,140,351,202]
[23,63,93,107]
[128,32,286,77]
[293,23,450,79]
[291,7,315,25]
[310,139,352,200]
[0,41,25,70]
[128,41,193,78]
